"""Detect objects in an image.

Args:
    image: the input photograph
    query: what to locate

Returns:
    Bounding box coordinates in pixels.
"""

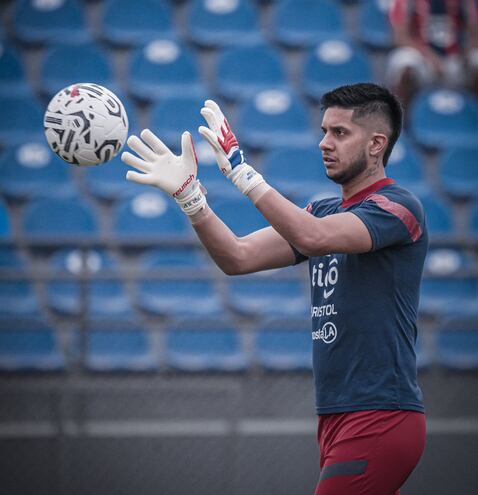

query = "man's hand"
[121,129,207,216]
[198,99,265,196]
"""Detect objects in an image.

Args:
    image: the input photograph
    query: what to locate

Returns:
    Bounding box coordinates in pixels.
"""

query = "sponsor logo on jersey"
[312,257,339,299]
[311,322,337,344]
[311,304,337,318]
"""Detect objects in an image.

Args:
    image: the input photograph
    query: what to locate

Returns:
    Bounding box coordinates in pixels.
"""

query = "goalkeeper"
[122,83,427,495]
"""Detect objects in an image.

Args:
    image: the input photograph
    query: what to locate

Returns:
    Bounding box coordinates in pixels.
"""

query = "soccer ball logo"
[44,83,129,166]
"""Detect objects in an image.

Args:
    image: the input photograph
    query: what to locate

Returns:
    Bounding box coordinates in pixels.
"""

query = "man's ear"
[369,133,388,157]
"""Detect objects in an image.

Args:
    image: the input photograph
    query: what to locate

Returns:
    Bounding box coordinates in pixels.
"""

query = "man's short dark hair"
[320,83,403,166]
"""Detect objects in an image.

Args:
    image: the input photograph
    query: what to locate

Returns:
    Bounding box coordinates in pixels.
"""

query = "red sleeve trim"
[367,193,423,242]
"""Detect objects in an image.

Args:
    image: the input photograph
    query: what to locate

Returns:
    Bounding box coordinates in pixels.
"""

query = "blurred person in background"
[121,83,427,495]
[386,0,478,112]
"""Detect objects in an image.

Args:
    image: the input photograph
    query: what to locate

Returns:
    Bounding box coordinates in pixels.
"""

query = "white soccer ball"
[44,83,129,166]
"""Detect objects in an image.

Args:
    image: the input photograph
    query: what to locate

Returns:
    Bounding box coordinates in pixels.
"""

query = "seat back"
[187,0,261,47]
[273,0,344,47]
[303,39,372,100]
[216,44,287,100]
[13,0,89,44]
[101,0,174,46]
[238,89,315,149]
[128,40,203,101]
[410,89,478,150]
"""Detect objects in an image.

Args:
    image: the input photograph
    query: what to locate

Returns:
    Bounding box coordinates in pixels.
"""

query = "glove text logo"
[173,174,195,198]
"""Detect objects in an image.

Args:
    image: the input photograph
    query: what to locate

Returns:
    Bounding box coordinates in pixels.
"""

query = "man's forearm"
[189,205,245,275]
[249,185,325,256]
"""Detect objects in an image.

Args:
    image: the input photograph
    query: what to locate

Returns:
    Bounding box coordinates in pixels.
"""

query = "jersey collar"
[341,178,395,208]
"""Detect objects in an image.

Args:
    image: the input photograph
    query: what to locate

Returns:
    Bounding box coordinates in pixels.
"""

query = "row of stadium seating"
[2,139,478,201]
[0,317,477,372]
[1,245,478,320]
[2,191,478,240]
[2,86,478,154]
[2,38,374,102]
[5,0,392,50]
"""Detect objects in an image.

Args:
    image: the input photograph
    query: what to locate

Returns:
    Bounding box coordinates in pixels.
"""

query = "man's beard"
[327,151,368,185]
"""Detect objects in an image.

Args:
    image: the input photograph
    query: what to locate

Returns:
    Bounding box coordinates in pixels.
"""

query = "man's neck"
[341,169,387,201]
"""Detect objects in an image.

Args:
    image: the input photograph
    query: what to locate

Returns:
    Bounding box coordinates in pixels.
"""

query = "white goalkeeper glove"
[121,129,207,216]
[198,100,266,196]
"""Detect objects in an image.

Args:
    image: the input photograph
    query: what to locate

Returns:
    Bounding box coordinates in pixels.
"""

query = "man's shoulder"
[364,182,425,223]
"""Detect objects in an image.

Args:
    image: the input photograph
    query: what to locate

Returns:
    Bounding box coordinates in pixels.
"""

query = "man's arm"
[198,100,372,257]
[120,128,297,276]
[249,185,372,256]
[190,205,297,275]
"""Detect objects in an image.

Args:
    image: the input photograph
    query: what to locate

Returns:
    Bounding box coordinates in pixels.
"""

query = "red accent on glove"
[218,119,239,154]
[173,174,195,198]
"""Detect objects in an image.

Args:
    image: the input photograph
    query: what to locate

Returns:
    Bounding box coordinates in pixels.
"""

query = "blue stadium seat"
[40,42,114,96]
[227,276,309,318]
[22,197,98,241]
[0,200,12,239]
[303,39,372,101]
[0,42,30,97]
[419,194,454,238]
[136,279,223,318]
[113,192,192,241]
[419,278,478,318]
[424,248,472,277]
[254,325,312,371]
[272,0,345,48]
[83,154,143,201]
[356,0,393,50]
[46,249,117,316]
[438,147,478,200]
[12,0,90,45]
[386,135,429,195]
[0,281,42,319]
[0,246,25,270]
[149,95,207,151]
[210,198,269,236]
[237,89,315,150]
[0,325,65,372]
[128,40,204,101]
[140,248,209,270]
[410,89,478,150]
[0,141,75,200]
[436,320,478,370]
[262,146,337,199]
[471,202,478,238]
[0,95,44,146]
[215,44,287,101]
[100,0,174,46]
[88,281,135,320]
[187,0,261,47]
[165,327,248,372]
[84,327,158,372]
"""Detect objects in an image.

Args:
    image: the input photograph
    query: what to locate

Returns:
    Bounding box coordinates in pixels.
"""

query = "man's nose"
[319,134,333,151]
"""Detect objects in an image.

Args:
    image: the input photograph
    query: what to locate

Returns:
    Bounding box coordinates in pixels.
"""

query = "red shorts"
[315,409,426,495]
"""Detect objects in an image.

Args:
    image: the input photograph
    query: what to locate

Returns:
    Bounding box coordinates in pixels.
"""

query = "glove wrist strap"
[175,180,208,216]
[228,163,266,196]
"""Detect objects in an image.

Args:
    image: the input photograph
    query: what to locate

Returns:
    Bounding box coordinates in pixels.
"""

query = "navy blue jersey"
[295,178,428,415]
